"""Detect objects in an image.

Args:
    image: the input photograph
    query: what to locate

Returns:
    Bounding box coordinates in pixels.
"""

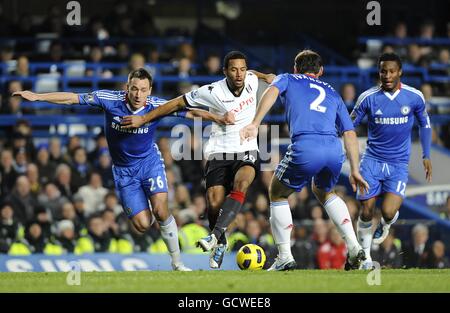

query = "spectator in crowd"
[70,147,92,190]
[36,145,55,185]
[76,172,108,216]
[60,201,85,236]
[0,202,21,253]
[102,192,122,215]
[55,219,77,253]
[95,148,114,189]
[54,163,75,200]
[37,182,69,220]
[26,163,41,197]
[85,45,113,78]
[0,149,18,198]
[317,226,347,269]
[425,240,449,269]
[404,223,431,268]
[311,218,329,248]
[340,83,357,111]
[198,54,222,76]
[6,175,37,225]
[291,223,317,269]
[48,137,64,165]
[13,147,28,174]
[76,214,114,253]
[12,55,30,77]
[372,229,402,268]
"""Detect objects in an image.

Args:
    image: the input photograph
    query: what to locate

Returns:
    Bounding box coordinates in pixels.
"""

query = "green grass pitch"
[0,269,449,292]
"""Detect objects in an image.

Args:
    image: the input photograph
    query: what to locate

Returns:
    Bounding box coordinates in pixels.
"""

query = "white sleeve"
[184,84,221,111]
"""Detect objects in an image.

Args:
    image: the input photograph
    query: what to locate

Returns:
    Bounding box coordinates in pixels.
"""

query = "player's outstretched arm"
[342,130,370,194]
[121,95,187,128]
[249,70,276,84]
[185,109,235,125]
[12,91,79,105]
[240,85,279,142]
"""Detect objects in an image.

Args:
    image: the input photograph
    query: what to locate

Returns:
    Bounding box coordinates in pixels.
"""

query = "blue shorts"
[356,155,409,200]
[275,135,344,192]
[112,144,168,218]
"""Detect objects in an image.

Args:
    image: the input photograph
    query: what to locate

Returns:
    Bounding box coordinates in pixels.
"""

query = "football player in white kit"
[121,51,275,268]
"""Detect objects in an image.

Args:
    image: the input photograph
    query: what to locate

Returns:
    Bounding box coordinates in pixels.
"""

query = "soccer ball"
[236,244,266,270]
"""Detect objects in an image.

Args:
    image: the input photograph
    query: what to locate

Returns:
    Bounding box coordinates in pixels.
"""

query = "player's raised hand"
[121,115,145,129]
[349,171,370,195]
[239,123,258,144]
[423,158,432,182]
[12,90,40,101]
[223,111,235,125]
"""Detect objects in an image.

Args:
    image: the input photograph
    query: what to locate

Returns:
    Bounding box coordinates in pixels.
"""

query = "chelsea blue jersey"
[78,90,167,167]
[351,84,431,164]
[271,74,354,140]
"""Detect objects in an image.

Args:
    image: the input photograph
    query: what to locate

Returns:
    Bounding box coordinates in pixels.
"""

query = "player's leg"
[357,197,377,269]
[142,153,191,271]
[112,165,155,233]
[197,156,230,254]
[373,162,407,244]
[148,192,190,271]
[355,157,382,268]
[206,186,226,243]
[312,142,365,270]
[209,164,255,245]
[373,193,402,244]
[205,185,227,268]
[311,183,365,270]
[267,174,298,271]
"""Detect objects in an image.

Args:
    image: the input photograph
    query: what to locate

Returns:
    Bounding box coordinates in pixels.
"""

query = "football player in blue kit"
[351,53,432,269]
[241,50,370,271]
[13,68,234,271]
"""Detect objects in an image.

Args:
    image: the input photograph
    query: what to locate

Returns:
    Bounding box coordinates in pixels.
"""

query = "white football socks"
[357,217,373,261]
[381,210,399,226]
[159,215,181,265]
[270,200,294,260]
[323,195,360,253]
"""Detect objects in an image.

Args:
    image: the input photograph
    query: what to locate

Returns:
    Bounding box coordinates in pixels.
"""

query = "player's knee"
[208,200,222,212]
[152,206,169,222]
[360,204,374,221]
[132,216,151,234]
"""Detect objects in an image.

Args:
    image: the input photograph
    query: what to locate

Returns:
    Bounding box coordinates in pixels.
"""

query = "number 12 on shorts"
[396,181,406,196]
[149,176,164,192]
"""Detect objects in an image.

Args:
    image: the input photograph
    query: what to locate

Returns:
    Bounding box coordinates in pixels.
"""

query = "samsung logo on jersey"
[374,116,409,125]
[111,122,149,134]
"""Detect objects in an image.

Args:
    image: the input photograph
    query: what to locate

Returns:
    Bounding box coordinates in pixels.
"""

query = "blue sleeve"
[414,94,432,159]
[78,90,111,109]
[336,98,355,134]
[270,74,289,93]
[350,93,369,127]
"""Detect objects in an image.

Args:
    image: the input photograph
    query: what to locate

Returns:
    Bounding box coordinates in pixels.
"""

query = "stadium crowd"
[0,3,449,269]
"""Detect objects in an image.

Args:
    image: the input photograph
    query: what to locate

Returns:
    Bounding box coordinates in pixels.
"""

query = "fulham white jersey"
[184,71,259,158]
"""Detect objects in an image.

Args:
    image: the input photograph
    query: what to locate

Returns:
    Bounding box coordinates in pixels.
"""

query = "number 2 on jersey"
[309,83,327,113]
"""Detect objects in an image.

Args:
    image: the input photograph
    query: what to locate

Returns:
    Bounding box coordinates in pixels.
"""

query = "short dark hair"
[294,50,323,74]
[223,51,248,69]
[378,52,402,70]
[128,68,153,86]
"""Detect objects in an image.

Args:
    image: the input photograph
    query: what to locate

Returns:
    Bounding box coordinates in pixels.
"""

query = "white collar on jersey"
[383,88,400,101]
[125,102,147,114]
